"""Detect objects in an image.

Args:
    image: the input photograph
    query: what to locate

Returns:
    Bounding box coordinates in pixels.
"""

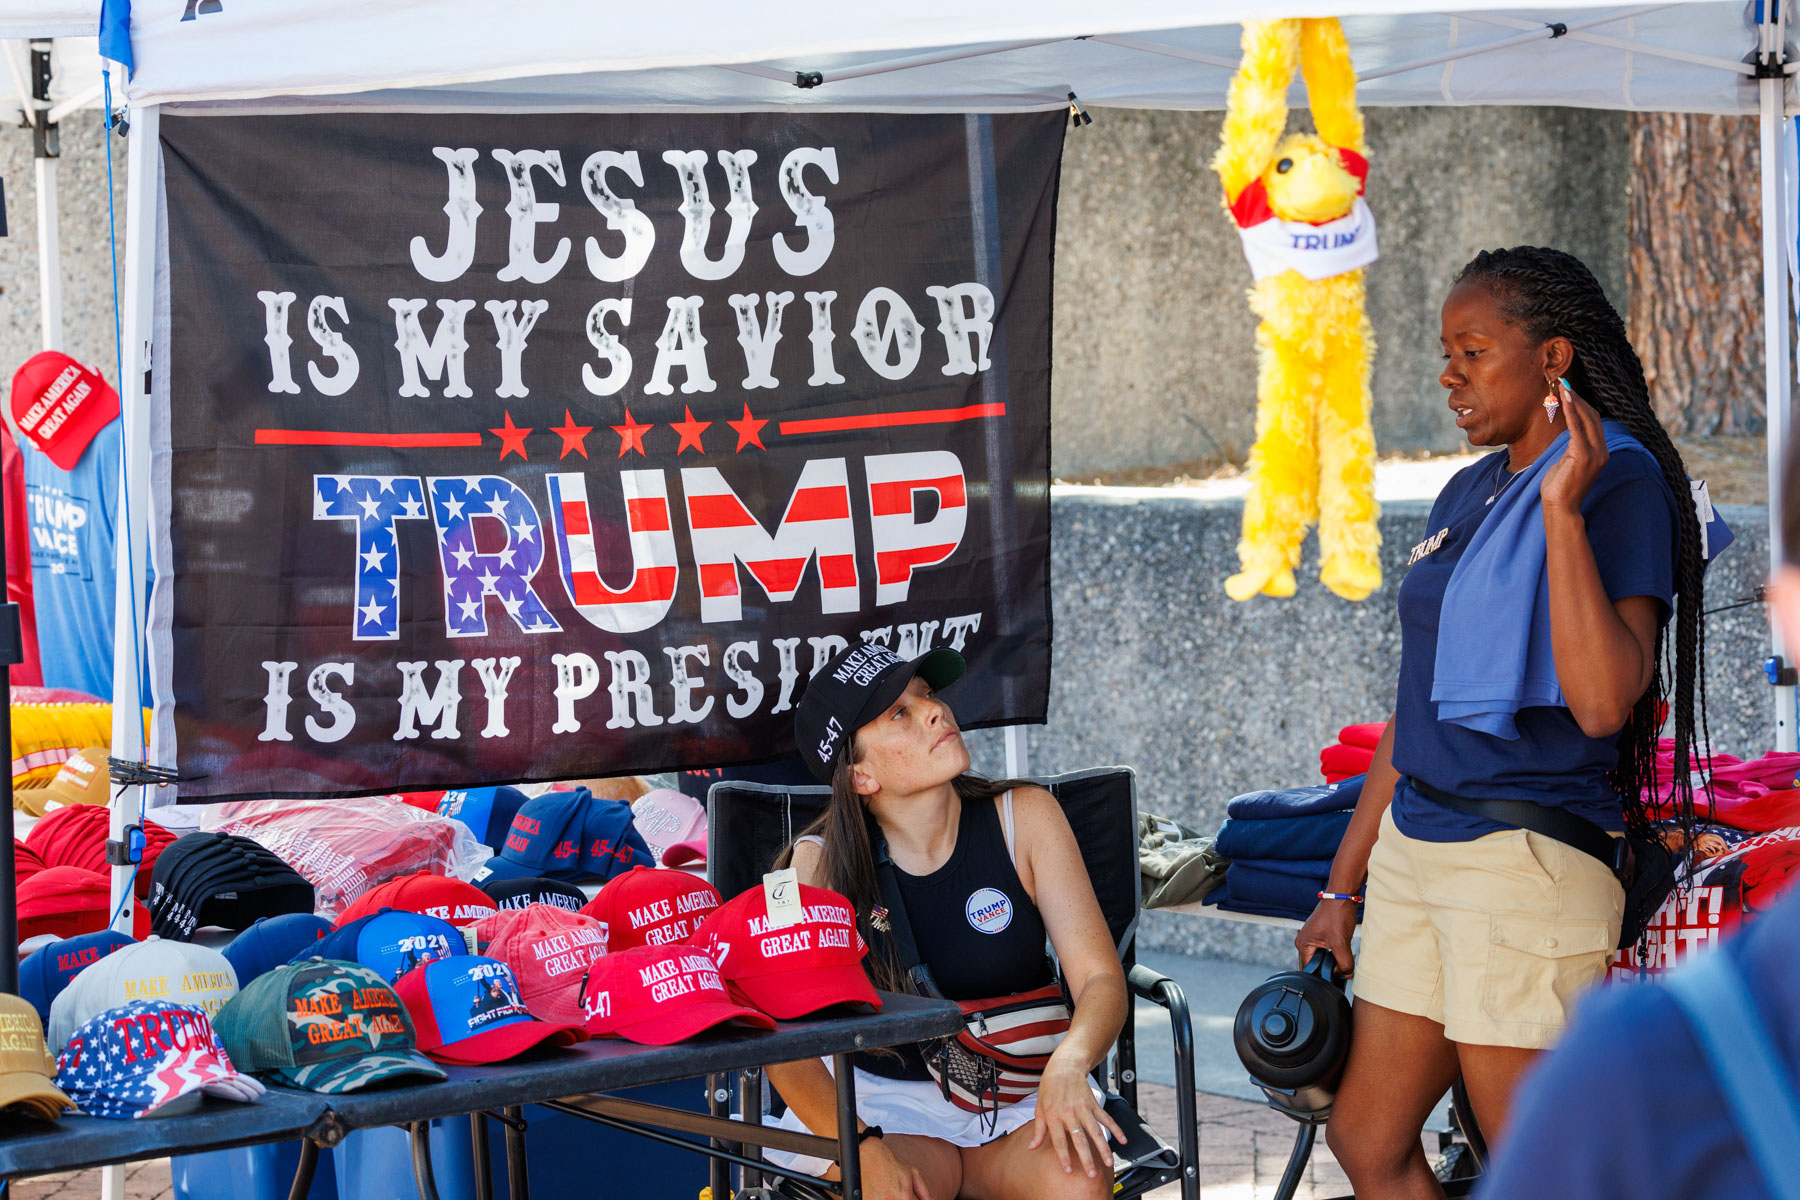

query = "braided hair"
[1454,246,1710,842]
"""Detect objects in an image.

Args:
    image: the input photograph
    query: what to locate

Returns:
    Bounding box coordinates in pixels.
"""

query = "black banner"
[159,112,1061,800]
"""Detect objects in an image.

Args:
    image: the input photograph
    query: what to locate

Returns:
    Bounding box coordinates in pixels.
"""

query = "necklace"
[1486,460,1520,505]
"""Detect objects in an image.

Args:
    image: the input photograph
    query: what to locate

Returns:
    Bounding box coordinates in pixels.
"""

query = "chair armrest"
[1127,964,1175,1003]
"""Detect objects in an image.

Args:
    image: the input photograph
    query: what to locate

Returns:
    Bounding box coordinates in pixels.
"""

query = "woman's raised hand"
[1541,386,1609,516]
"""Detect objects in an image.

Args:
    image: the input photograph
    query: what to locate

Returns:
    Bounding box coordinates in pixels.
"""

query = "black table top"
[0,992,960,1180]
[0,1089,332,1180]
[324,991,962,1129]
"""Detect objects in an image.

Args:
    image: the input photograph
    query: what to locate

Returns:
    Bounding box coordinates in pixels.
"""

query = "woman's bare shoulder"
[790,836,828,887]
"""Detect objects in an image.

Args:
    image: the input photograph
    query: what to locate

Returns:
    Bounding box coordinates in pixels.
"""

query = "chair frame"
[702,768,1199,1200]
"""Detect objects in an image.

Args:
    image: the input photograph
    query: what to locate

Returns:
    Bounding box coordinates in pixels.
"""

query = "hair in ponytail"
[1454,246,1711,844]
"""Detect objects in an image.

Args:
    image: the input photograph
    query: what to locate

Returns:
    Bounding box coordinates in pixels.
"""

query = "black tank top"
[856,793,1055,1080]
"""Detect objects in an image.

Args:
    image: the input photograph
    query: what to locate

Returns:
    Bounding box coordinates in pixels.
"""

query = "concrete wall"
[1051,106,1630,476]
[1,117,129,379]
[969,493,1774,968]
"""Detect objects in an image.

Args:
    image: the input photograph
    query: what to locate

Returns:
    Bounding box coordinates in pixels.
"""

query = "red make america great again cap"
[9,352,120,471]
[690,883,879,1019]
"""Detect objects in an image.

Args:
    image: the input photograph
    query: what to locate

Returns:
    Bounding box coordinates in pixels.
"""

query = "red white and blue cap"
[304,910,466,985]
[391,955,586,1065]
[54,1000,264,1119]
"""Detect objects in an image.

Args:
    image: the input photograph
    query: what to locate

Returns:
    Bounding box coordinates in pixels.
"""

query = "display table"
[0,992,964,1200]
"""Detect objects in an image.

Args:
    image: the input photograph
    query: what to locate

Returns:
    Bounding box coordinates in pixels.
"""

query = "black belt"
[1408,778,1630,876]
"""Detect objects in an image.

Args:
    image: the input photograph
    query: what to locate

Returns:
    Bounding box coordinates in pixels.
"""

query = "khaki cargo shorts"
[1353,805,1624,1049]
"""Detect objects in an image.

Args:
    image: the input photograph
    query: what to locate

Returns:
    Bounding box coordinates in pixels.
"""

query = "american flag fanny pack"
[873,836,1072,1117]
[923,982,1072,1115]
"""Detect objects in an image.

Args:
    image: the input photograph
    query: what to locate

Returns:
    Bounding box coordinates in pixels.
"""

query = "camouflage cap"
[213,959,445,1094]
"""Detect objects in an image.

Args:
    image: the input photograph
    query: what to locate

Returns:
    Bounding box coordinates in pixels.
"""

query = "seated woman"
[765,641,1126,1200]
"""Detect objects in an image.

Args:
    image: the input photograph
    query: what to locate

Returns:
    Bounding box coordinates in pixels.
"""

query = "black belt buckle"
[1610,837,1632,878]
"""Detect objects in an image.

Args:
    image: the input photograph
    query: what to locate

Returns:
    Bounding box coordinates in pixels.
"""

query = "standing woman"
[1295,246,1708,1198]
[765,642,1127,1200]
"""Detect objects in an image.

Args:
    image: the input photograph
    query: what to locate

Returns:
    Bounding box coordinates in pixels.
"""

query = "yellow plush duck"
[1214,17,1381,602]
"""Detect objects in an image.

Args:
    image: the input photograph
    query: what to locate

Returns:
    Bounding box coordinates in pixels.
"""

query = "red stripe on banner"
[778,402,1005,436]
[560,501,590,538]
[688,494,756,530]
[869,476,967,518]
[699,562,740,597]
[255,429,484,447]
[877,544,959,585]
[746,558,808,594]
[626,497,671,532]
[785,486,850,523]
[818,554,857,589]
[570,566,677,607]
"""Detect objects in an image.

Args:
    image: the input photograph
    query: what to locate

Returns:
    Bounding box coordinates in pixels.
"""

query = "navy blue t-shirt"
[1479,884,1800,1200]
[1390,448,1677,842]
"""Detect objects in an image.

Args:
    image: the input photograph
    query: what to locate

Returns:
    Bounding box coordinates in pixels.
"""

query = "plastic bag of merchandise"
[201,794,493,920]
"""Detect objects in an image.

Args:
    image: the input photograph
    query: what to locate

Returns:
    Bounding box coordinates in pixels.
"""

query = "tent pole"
[28,39,59,352]
[108,101,159,936]
[1760,30,1795,753]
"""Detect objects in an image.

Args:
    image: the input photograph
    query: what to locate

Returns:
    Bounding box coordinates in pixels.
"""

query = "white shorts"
[765,1059,1097,1177]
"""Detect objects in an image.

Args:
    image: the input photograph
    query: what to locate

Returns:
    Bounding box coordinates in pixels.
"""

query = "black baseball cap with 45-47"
[793,642,966,783]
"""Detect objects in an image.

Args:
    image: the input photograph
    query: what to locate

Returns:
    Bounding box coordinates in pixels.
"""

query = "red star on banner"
[727,403,769,452]
[550,410,594,459]
[488,411,532,461]
[671,406,711,455]
[612,407,653,458]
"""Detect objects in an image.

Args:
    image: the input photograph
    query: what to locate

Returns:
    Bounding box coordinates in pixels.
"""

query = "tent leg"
[1760,46,1795,752]
[109,102,160,929]
[29,39,59,352]
[1004,726,1030,777]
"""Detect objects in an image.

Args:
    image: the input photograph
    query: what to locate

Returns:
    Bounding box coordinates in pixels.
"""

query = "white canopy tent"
[2,0,1790,938]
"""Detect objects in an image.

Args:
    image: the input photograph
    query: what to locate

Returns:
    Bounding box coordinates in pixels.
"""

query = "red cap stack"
[581,944,774,1045]
[581,867,720,951]
[17,867,151,943]
[26,806,175,899]
[15,840,45,888]
[478,906,608,1027]
[691,883,879,1019]
[338,873,498,928]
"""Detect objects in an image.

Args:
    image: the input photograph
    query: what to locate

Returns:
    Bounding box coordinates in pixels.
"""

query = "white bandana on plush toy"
[1229,146,1379,283]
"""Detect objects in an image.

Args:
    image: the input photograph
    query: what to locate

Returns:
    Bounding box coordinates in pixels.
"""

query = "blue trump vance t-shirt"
[1389,448,1677,842]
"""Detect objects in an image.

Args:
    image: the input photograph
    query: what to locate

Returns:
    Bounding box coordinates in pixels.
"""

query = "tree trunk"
[1627,113,1763,436]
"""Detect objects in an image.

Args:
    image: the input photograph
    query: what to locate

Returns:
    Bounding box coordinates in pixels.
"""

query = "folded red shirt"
[1336,722,1389,750]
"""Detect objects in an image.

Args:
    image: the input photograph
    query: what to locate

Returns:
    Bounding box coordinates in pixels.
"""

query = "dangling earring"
[1543,376,1563,423]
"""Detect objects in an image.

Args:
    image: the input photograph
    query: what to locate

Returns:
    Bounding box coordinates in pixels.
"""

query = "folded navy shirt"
[1225,775,1364,821]
[1204,861,1333,922]
[1218,813,1352,862]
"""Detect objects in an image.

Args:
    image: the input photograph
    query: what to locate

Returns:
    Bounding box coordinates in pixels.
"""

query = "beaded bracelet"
[1317,891,1363,903]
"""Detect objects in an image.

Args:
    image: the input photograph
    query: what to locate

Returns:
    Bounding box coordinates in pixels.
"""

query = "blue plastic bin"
[172,1140,338,1200]
[332,1078,709,1200]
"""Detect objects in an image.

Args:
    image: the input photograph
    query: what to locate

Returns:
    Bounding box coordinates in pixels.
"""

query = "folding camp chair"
[704,767,1199,1200]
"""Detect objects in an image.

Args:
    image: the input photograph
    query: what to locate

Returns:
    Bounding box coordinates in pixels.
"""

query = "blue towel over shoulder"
[1432,421,1662,740]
